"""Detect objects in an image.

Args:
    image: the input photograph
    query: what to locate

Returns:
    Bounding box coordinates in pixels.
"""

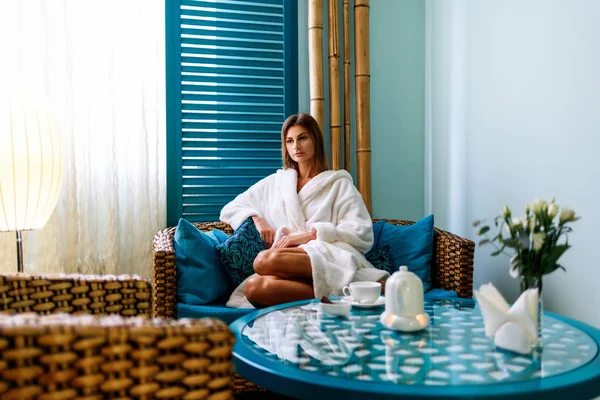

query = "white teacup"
[342,281,381,304]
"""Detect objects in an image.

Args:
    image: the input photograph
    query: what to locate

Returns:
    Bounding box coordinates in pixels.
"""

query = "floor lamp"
[0,88,64,273]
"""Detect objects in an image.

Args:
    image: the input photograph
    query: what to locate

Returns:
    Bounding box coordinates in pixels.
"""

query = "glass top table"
[230,298,600,400]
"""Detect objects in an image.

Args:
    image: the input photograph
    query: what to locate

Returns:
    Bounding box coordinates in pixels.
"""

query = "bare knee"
[253,249,279,275]
[244,275,269,306]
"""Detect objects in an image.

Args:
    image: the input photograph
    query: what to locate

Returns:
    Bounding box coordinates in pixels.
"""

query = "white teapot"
[380,266,430,332]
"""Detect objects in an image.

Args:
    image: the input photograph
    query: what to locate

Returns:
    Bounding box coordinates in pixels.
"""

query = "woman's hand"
[252,216,275,248]
[378,276,388,294]
[273,231,317,248]
[272,236,293,249]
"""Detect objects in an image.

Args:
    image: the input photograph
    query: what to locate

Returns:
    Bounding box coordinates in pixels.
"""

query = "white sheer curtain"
[0,0,166,277]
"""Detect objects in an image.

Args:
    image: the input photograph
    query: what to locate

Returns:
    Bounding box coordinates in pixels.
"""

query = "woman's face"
[286,125,315,165]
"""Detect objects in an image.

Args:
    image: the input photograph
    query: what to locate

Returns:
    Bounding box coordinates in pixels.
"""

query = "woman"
[220,113,388,308]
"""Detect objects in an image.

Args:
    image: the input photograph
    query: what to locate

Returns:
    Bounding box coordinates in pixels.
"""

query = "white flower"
[519,216,528,227]
[559,207,576,224]
[511,218,523,231]
[547,203,559,219]
[528,216,536,233]
[529,199,547,216]
[532,232,546,251]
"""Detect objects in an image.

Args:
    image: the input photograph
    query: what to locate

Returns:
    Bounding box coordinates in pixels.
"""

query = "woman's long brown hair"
[280,113,328,173]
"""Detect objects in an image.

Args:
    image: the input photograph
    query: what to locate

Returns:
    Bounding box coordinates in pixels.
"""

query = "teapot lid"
[394,266,421,282]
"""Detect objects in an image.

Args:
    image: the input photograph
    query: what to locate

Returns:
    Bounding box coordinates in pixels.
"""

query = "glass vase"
[520,275,543,351]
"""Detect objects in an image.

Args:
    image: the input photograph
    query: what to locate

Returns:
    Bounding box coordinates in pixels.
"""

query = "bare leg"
[253,248,312,280]
[247,248,314,307]
[244,275,314,308]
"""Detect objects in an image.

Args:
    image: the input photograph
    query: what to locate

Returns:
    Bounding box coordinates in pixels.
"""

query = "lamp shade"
[0,89,64,232]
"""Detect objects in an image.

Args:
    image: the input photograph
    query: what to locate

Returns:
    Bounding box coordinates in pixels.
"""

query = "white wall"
[430,0,600,328]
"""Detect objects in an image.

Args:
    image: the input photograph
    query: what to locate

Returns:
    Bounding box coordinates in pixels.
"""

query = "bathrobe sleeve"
[310,180,373,254]
[219,175,271,230]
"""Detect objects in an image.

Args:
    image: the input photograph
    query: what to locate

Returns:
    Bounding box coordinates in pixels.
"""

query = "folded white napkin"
[474,283,539,355]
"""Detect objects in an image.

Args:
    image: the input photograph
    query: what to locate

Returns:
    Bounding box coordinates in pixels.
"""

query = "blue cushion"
[425,288,458,300]
[215,217,265,288]
[177,302,254,325]
[209,228,230,243]
[374,215,435,292]
[174,218,230,305]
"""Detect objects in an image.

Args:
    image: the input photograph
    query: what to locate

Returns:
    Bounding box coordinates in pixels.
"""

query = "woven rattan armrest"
[152,222,233,318]
[376,219,475,298]
[0,273,151,316]
[0,313,233,399]
[431,226,475,298]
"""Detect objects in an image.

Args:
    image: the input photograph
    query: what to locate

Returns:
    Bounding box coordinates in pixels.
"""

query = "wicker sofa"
[0,273,233,399]
[152,219,475,321]
[152,219,475,395]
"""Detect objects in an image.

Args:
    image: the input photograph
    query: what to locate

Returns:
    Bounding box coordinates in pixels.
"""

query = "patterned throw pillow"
[215,217,266,288]
[365,244,394,275]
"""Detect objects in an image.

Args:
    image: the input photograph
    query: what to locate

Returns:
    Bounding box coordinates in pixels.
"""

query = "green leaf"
[546,244,570,265]
[478,226,490,235]
[542,263,560,275]
[491,249,503,256]
[478,239,491,246]
[473,220,481,227]
[503,239,519,249]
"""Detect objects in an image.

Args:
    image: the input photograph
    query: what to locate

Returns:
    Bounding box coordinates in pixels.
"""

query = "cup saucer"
[341,296,385,308]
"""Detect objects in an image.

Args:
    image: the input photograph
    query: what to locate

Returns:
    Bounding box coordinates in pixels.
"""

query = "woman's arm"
[220,175,271,230]
[252,215,276,248]
[272,230,317,248]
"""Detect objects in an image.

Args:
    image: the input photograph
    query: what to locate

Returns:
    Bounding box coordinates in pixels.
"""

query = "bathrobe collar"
[279,169,353,231]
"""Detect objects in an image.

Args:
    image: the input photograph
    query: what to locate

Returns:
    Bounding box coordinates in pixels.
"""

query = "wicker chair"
[152,219,475,396]
[0,273,234,400]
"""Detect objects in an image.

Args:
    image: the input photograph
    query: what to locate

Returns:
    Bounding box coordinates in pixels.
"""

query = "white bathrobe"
[220,168,389,307]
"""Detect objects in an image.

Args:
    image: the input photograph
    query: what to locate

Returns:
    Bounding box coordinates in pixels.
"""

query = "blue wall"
[297,0,426,221]
[370,0,425,221]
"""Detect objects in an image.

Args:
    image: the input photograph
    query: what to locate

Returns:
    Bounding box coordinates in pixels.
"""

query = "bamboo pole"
[354,0,371,213]
[309,0,325,130]
[328,0,341,170]
[343,0,351,172]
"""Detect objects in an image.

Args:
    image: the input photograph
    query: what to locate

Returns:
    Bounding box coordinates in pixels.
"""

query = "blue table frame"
[230,299,600,400]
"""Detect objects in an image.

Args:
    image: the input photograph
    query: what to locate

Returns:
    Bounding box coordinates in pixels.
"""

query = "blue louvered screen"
[166,0,298,225]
